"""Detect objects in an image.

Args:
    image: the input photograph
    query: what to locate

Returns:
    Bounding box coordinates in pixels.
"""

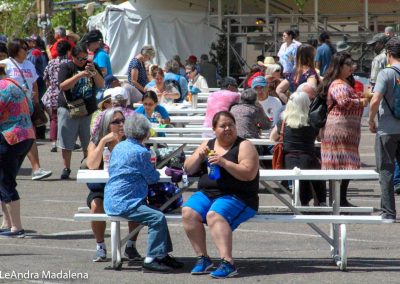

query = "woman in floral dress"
[319,52,369,206]
[42,40,70,152]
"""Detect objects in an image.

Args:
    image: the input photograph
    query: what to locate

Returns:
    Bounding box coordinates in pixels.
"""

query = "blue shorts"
[183,191,256,231]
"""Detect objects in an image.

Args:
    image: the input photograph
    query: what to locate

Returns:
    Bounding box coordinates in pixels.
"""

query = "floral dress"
[41,57,69,109]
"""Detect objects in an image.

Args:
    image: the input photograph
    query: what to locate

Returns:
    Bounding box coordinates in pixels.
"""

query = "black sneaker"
[142,259,173,273]
[160,254,184,269]
[381,213,396,223]
[50,146,57,153]
[74,143,82,151]
[124,246,142,261]
[60,168,71,180]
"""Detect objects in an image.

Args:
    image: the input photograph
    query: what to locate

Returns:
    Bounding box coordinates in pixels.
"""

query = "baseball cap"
[187,55,197,63]
[85,30,102,43]
[109,87,128,101]
[367,33,388,45]
[251,76,267,88]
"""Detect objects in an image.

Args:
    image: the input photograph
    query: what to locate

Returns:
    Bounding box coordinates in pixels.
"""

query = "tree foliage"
[0,0,105,41]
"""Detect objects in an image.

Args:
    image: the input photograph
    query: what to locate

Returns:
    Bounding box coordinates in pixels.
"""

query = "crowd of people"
[1,24,400,278]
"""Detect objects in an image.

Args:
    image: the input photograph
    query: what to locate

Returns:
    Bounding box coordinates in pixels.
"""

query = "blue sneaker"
[191,255,213,275]
[0,229,25,238]
[210,259,238,279]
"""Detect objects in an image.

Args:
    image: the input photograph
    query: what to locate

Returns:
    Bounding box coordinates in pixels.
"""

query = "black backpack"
[309,95,328,129]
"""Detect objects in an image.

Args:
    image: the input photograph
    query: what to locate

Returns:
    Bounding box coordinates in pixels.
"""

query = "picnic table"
[75,168,388,271]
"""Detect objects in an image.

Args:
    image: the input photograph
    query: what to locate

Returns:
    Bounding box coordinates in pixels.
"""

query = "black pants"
[284,152,326,205]
[0,134,34,203]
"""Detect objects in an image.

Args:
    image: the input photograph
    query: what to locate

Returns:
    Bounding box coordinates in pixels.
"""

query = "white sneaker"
[32,168,52,181]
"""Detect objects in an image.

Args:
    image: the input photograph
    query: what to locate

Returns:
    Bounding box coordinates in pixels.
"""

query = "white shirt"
[0,58,38,93]
[189,74,209,92]
[258,96,283,127]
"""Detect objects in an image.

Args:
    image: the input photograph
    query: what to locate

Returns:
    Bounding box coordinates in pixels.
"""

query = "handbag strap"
[9,57,29,90]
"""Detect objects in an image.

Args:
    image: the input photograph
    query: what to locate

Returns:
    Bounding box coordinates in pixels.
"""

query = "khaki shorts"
[57,107,91,151]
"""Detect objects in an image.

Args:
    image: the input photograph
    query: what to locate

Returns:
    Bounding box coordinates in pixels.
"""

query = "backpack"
[308,95,328,129]
[164,74,182,102]
[382,66,400,119]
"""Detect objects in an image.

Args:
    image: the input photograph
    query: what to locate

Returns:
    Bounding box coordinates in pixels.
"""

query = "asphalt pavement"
[0,118,400,284]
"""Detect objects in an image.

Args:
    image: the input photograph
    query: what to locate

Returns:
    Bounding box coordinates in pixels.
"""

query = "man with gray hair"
[49,26,75,59]
[385,26,395,38]
[104,114,184,272]
[297,82,317,100]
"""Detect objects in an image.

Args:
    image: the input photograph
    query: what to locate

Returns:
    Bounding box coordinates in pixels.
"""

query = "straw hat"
[257,56,276,67]
[66,30,80,43]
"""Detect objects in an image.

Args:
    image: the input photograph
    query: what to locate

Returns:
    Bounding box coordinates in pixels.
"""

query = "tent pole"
[265,0,269,33]
[227,17,231,77]
[218,0,222,30]
[314,0,318,34]
[238,0,242,32]
[364,0,369,31]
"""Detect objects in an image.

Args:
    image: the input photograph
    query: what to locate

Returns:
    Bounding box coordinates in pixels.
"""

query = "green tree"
[0,0,105,40]
[0,0,37,38]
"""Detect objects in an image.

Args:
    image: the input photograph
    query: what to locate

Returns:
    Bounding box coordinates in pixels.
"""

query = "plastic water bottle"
[103,147,111,171]
[150,148,157,168]
[207,150,221,180]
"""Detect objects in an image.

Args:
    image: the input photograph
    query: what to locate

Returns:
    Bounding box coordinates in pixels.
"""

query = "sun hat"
[257,56,275,67]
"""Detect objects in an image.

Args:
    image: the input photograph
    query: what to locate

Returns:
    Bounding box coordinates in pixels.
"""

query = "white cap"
[106,87,128,101]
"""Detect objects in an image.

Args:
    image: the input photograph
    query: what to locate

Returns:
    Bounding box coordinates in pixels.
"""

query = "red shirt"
[49,38,75,59]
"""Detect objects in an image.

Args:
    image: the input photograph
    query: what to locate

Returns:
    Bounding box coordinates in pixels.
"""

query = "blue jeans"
[121,200,172,258]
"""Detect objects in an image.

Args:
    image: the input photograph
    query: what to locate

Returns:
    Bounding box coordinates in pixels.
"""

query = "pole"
[364,0,369,31]
[314,0,319,34]
[227,17,231,77]
[218,0,222,30]
[71,9,76,32]
[265,0,269,32]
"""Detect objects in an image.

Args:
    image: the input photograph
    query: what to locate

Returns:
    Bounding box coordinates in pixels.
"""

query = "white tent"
[87,1,218,76]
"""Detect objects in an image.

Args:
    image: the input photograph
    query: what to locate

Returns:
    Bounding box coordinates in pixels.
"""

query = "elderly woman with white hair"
[128,45,156,94]
[104,114,183,273]
[270,91,326,206]
[85,108,141,262]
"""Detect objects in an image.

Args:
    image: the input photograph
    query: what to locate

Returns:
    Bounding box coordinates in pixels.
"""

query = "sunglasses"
[110,118,125,125]
[76,56,88,62]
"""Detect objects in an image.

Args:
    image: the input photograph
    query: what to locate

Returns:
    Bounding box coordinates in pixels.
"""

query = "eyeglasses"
[110,118,125,125]
[76,56,88,62]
